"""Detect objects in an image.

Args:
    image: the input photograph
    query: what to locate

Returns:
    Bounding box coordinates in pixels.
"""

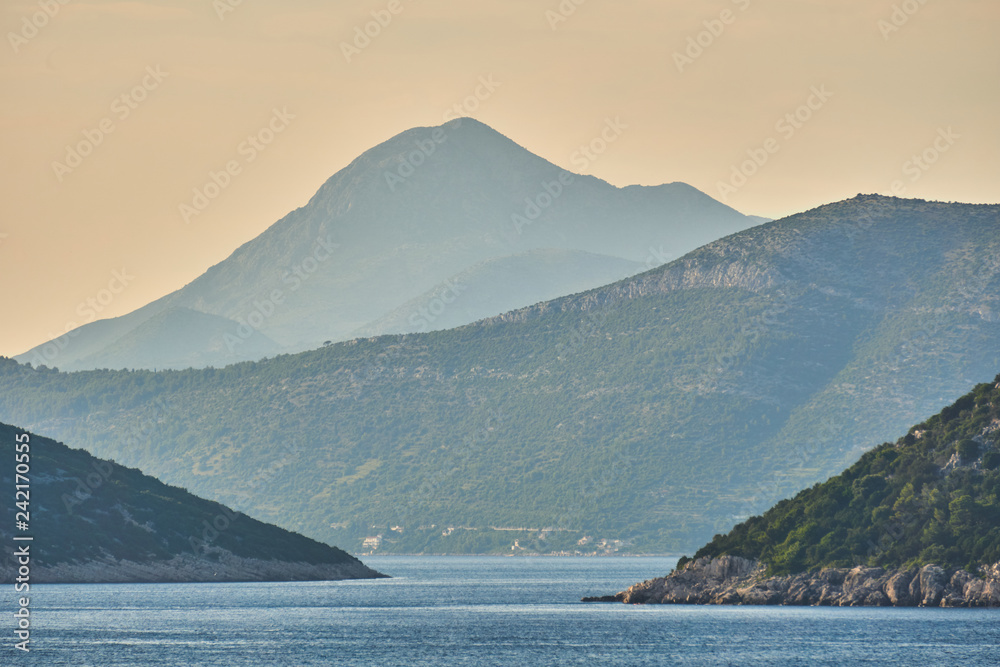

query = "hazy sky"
[1,0,997,357]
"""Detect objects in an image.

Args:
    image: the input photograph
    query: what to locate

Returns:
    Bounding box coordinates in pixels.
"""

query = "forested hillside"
[689,378,1000,575]
[0,422,381,582]
[2,196,999,555]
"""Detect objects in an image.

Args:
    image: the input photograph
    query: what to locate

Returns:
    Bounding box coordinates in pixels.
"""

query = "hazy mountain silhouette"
[18,118,759,371]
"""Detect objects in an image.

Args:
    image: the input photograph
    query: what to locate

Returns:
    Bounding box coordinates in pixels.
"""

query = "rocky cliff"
[612,556,1000,607]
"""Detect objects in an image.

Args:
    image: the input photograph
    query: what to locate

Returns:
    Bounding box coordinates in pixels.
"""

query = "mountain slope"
[17,118,758,371]
[0,422,383,583]
[2,196,999,555]
[73,307,283,371]
[353,249,643,336]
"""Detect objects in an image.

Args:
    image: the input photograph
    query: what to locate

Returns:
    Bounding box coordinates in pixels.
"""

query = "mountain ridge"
[475,194,927,325]
[17,118,759,371]
[3,195,998,556]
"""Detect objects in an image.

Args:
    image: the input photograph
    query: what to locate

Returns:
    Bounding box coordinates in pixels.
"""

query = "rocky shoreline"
[596,556,1000,607]
[2,548,386,584]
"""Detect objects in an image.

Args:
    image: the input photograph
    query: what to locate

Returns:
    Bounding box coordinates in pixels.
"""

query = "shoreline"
[357,552,683,558]
[594,556,1000,608]
[1,551,386,586]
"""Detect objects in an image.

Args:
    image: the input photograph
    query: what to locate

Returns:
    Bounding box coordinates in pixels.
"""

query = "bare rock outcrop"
[607,557,1000,607]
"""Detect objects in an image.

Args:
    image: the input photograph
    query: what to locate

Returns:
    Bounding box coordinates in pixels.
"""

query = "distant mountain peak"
[353,117,523,164]
[17,119,759,371]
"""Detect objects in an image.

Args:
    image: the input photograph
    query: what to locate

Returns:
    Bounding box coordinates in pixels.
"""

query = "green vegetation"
[690,378,1000,575]
[1,196,999,555]
[0,422,362,569]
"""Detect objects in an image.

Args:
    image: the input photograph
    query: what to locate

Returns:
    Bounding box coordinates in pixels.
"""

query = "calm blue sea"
[8,556,1000,665]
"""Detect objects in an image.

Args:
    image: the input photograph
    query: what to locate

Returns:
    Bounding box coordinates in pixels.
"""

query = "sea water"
[9,556,1000,665]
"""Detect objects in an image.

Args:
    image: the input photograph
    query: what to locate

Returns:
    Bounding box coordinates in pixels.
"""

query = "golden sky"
[1,0,997,357]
